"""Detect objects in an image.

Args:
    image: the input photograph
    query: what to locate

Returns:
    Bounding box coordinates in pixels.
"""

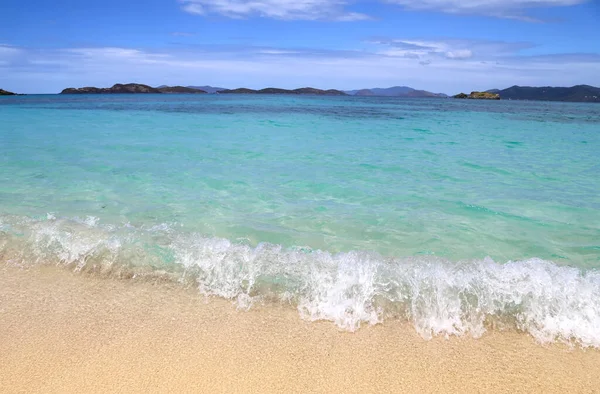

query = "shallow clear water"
[1,94,599,345]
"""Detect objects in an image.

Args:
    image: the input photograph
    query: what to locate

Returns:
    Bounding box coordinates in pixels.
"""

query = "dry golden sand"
[1,265,599,394]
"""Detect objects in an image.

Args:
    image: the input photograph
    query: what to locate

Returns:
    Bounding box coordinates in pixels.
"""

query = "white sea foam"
[1,215,599,347]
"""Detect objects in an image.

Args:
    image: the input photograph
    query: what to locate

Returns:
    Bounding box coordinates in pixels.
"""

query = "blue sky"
[1,0,599,93]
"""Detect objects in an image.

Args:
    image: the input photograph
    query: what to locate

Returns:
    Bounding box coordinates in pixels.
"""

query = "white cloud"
[374,39,468,59]
[171,32,196,37]
[179,0,371,20]
[259,49,301,54]
[0,44,21,57]
[67,47,146,58]
[178,0,588,21]
[372,38,534,62]
[65,47,173,65]
[445,49,473,59]
[385,0,588,20]
[181,3,205,14]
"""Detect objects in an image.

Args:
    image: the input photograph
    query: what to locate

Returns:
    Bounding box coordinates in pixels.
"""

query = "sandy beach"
[1,264,599,393]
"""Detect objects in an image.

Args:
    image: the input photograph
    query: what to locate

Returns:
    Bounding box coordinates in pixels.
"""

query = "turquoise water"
[1,94,600,345]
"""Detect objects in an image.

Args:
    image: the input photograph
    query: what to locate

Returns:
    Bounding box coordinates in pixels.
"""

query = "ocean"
[1,94,599,346]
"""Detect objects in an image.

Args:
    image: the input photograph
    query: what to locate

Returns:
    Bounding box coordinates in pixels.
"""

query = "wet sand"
[1,264,599,393]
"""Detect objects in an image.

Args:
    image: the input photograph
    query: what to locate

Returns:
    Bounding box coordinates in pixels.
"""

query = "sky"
[1,0,599,93]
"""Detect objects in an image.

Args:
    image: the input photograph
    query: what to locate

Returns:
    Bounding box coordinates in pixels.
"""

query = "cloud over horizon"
[370,38,535,62]
[178,0,590,21]
[1,0,596,94]
[1,41,599,94]
[179,0,371,21]
[386,0,589,20]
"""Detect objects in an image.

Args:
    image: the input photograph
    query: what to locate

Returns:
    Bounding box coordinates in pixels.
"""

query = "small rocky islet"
[453,91,501,100]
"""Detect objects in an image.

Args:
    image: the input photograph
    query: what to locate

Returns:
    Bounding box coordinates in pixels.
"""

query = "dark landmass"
[56,83,600,102]
[157,86,207,94]
[219,87,347,96]
[258,88,292,94]
[61,84,345,96]
[405,89,448,98]
[187,85,227,93]
[62,83,161,94]
[158,85,224,93]
[219,88,258,94]
[492,85,600,103]
[0,89,17,96]
[353,89,375,96]
[294,87,346,96]
[62,83,206,94]
[453,91,501,100]
[345,86,447,98]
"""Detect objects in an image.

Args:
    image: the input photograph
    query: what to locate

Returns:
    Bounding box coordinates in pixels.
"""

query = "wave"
[1,214,599,347]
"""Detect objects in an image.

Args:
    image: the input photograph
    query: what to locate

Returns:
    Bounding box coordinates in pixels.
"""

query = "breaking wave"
[1,214,599,348]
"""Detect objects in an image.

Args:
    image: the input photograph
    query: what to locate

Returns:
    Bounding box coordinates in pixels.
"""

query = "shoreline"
[2,264,600,393]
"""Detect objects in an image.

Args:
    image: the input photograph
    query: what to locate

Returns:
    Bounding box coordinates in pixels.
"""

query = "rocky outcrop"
[0,89,17,96]
[453,93,468,99]
[453,91,500,100]
[470,91,500,100]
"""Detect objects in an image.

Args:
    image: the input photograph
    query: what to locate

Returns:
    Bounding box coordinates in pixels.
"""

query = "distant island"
[0,89,17,96]
[59,84,445,98]
[219,87,347,96]
[182,85,226,94]
[453,91,500,100]
[56,83,600,102]
[451,85,600,102]
[345,86,447,98]
[487,85,599,103]
[61,84,207,94]
[61,83,347,96]
[156,86,207,94]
